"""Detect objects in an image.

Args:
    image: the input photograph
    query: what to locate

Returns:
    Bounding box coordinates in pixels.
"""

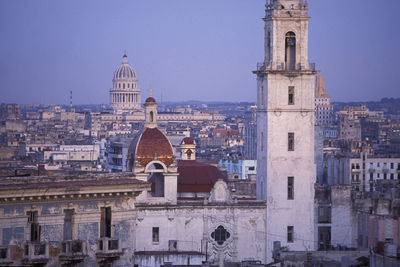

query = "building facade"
[254,0,317,260]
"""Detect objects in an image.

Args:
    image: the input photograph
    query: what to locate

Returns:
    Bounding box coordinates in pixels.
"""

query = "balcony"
[368,168,375,173]
[96,238,123,263]
[256,61,316,72]
[59,240,88,264]
[22,242,49,265]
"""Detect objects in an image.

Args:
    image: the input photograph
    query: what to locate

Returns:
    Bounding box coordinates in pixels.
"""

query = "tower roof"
[145,96,156,103]
[181,137,195,145]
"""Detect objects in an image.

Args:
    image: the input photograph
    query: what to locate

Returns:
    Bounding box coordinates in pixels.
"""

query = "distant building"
[326,152,400,192]
[244,106,257,160]
[0,103,20,120]
[314,75,334,126]
[106,136,133,172]
[218,159,256,180]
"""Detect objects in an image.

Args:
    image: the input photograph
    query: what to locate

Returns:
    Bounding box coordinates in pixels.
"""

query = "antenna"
[149,88,152,97]
[70,91,72,110]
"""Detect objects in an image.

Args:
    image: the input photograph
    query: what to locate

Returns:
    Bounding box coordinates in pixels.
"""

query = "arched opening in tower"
[147,163,165,197]
[150,111,154,122]
[285,32,296,70]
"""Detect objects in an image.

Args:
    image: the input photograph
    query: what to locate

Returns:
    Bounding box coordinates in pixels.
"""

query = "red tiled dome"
[181,137,194,145]
[145,97,156,103]
[135,128,174,167]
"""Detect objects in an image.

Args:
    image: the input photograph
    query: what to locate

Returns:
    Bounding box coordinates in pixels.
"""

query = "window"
[261,86,264,106]
[211,225,231,245]
[287,226,294,243]
[390,173,394,180]
[285,32,296,70]
[63,209,74,241]
[288,177,294,200]
[288,86,294,105]
[288,133,294,151]
[150,111,154,122]
[391,163,394,169]
[100,207,111,238]
[261,132,264,151]
[152,227,159,243]
[27,211,40,242]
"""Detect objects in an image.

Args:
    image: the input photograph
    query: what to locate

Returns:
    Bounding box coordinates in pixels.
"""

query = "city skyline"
[1,0,399,105]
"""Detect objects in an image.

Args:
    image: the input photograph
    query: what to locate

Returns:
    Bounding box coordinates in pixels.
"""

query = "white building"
[326,152,400,192]
[109,54,142,113]
[254,0,317,260]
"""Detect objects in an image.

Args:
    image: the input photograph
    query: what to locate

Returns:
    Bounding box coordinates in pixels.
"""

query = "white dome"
[110,54,142,113]
[113,55,137,81]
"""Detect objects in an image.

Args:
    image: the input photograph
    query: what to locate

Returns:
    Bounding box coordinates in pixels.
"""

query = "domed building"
[110,54,142,113]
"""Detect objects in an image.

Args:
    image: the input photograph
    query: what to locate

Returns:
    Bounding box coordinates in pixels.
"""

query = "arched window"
[123,83,125,89]
[150,111,154,122]
[285,32,296,70]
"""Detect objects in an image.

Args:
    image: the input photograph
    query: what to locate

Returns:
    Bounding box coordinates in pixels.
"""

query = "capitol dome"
[113,54,137,81]
[110,54,142,113]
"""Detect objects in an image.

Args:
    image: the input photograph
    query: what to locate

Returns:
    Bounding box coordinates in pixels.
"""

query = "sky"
[0,0,399,105]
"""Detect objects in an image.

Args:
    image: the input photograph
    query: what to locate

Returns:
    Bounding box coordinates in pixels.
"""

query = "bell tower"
[254,0,317,261]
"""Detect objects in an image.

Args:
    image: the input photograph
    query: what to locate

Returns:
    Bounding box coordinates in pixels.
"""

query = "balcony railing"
[256,61,316,72]
[96,238,123,261]
[60,240,88,262]
[23,242,49,264]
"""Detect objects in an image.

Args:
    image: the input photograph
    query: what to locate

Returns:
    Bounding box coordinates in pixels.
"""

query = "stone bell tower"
[254,0,317,261]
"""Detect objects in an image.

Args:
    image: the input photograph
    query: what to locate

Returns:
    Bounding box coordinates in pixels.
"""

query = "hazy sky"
[0,0,399,105]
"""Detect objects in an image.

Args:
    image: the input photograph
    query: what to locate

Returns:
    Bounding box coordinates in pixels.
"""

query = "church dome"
[113,55,137,81]
[145,96,156,103]
[129,128,174,168]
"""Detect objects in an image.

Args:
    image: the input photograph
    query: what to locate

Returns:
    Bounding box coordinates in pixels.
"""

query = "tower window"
[150,111,154,122]
[288,176,294,199]
[288,132,294,151]
[152,227,159,243]
[285,32,296,70]
[288,86,295,105]
[261,132,264,151]
[287,226,294,243]
[261,85,265,106]
[123,83,125,89]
